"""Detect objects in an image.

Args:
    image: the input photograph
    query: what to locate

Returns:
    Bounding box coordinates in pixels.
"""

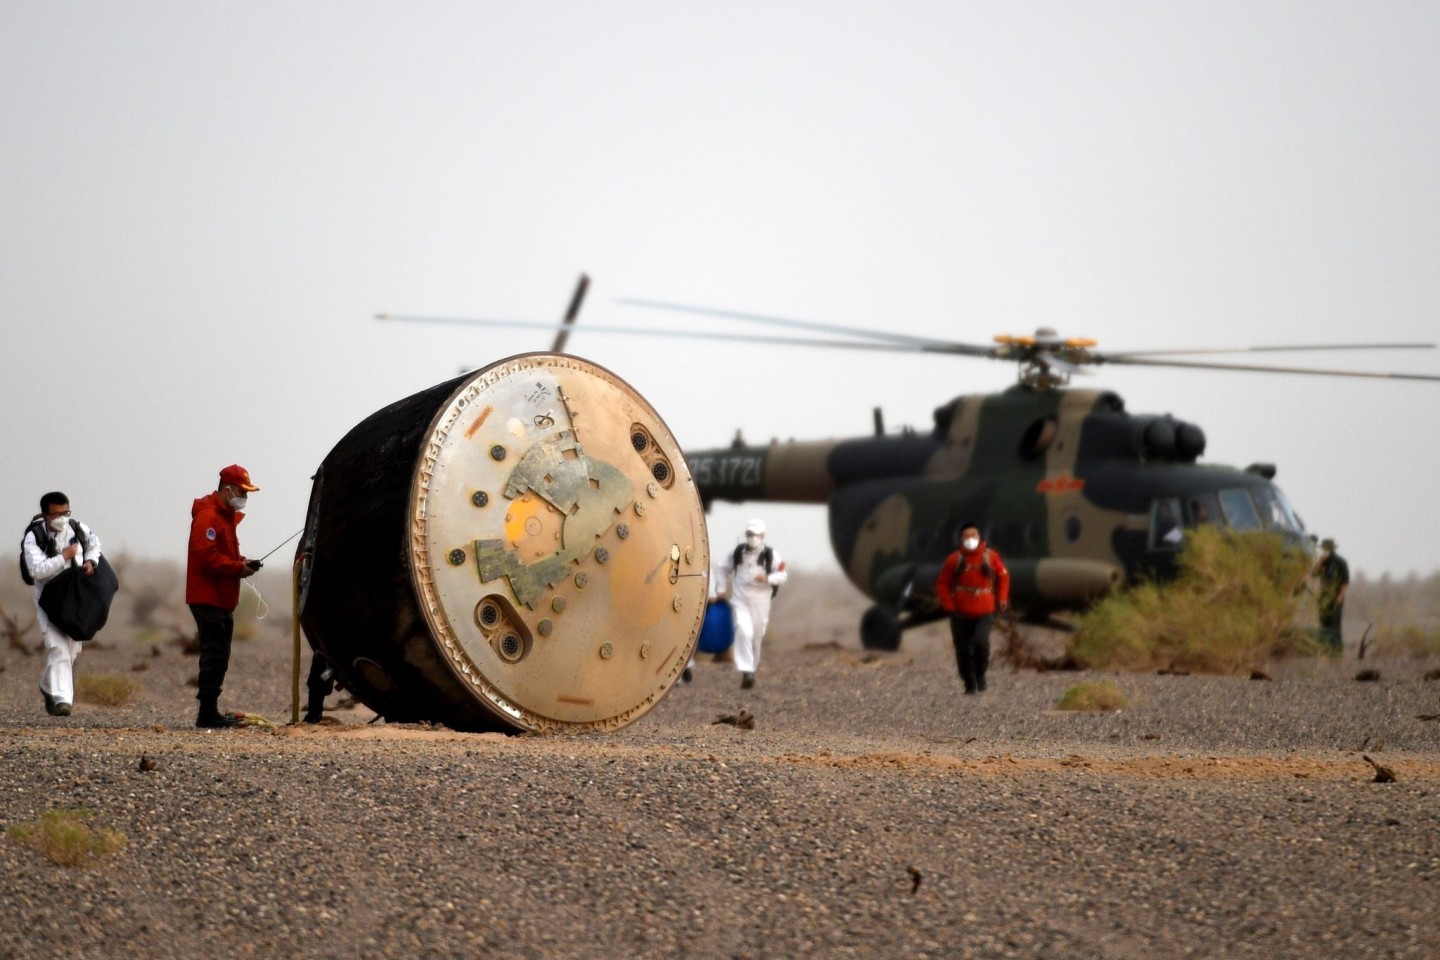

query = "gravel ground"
[1,574,1437,960]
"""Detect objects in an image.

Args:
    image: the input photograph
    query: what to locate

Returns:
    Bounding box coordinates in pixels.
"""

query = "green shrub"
[8,808,126,867]
[1056,680,1128,711]
[1072,526,1313,674]
[76,674,140,707]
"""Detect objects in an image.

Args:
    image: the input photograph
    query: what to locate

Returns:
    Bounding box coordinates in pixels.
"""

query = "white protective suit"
[23,518,102,707]
[720,540,787,675]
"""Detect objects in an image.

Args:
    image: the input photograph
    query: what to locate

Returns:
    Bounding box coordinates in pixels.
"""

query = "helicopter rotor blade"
[616,297,998,357]
[376,313,930,354]
[1103,342,1435,359]
[379,306,1439,383]
[1098,354,1440,382]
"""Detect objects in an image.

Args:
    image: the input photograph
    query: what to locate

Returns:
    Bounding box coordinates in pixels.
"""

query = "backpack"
[732,544,779,598]
[19,517,85,586]
[978,548,998,586]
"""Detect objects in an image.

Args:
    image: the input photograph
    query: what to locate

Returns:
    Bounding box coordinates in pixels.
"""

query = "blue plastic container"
[696,601,734,654]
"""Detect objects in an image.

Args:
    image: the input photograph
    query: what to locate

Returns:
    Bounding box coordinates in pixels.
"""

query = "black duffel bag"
[38,556,120,642]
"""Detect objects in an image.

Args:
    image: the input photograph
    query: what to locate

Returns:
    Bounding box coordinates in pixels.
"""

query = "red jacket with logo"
[935,543,1010,618]
[186,492,248,610]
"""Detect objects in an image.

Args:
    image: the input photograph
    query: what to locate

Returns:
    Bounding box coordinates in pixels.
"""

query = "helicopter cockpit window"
[1149,497,1184,550]
[1186,493,1221,528]
[1250,487,1299,532]
[1218,489,1262,531]
[1274,487,1305,533]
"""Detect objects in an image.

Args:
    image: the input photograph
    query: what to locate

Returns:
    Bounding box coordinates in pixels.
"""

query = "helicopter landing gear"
[860,605,902,651]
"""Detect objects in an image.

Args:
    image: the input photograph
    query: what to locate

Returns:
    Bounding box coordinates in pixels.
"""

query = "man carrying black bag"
[20,492,114,717]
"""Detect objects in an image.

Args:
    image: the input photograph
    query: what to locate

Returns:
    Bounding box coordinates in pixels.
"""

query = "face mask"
[48,516,69,533]
[229,496,248,512]
[962,537,980,551]
[745,534,762,549]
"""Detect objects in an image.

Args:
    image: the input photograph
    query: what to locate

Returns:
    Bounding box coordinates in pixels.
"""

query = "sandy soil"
[1,571,1437,959]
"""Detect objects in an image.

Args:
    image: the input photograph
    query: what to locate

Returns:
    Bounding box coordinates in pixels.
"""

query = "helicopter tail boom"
[688,440,839,504]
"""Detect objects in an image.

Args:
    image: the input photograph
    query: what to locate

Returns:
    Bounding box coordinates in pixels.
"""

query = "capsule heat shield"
[297,354,708,733]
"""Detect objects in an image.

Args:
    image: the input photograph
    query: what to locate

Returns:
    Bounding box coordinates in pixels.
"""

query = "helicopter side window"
[1218,489,1262,531]
[1149,497,1184,550]
[1186,493,1221,528]
[1065,515,1082,542]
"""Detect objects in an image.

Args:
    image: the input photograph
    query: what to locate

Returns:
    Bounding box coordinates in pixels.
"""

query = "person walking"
[718,519,787,689]
[21,492,103,717]
[186,464,262,728]
[1312,537,1349,655]
[935,522,1010,695]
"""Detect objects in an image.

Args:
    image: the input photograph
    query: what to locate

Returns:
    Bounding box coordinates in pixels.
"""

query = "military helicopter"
[380,284,1440,650]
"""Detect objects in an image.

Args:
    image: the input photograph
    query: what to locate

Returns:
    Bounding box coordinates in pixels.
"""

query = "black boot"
[196,695,242,729]
[303,692,326,724]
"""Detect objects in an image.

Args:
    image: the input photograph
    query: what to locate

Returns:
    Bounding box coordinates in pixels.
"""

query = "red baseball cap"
[219,464,259,492]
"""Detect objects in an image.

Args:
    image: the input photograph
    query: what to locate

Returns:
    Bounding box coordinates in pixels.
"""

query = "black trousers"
[189,603,234,701]
[306,650,334,702]
[949,614,994,692]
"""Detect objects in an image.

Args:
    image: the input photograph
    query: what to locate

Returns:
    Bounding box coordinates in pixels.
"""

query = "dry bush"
[997,616,1079,671]
[1370,624,1440,659]
[76,674,141,707]
[104,555,186,633]
[1349,571,1440,659]
[1055,680,1128,711]
[168,625,201,656]
[8,808,126,867]
[2,602,38,654]
[1072,527,1313,674]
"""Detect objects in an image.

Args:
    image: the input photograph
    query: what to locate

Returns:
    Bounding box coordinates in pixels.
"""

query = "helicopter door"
[1218,489,1263,530]
[1148,497,1184,551]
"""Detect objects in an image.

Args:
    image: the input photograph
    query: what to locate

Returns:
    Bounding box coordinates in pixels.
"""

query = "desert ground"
[1,565,1437,960]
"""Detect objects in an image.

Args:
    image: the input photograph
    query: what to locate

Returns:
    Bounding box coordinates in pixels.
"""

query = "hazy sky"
[4,2,1438,583]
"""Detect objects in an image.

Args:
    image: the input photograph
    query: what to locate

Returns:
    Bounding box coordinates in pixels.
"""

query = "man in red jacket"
[186,464,262,728]
[934,523,1010,695]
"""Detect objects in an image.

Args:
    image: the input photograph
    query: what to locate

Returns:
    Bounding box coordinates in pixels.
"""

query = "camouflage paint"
[686,384,1308,624]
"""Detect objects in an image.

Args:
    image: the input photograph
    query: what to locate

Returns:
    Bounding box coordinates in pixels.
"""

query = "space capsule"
[296,353,708,733]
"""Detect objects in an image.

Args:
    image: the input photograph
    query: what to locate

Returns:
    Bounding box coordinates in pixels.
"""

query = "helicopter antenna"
[551,273,589,354]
